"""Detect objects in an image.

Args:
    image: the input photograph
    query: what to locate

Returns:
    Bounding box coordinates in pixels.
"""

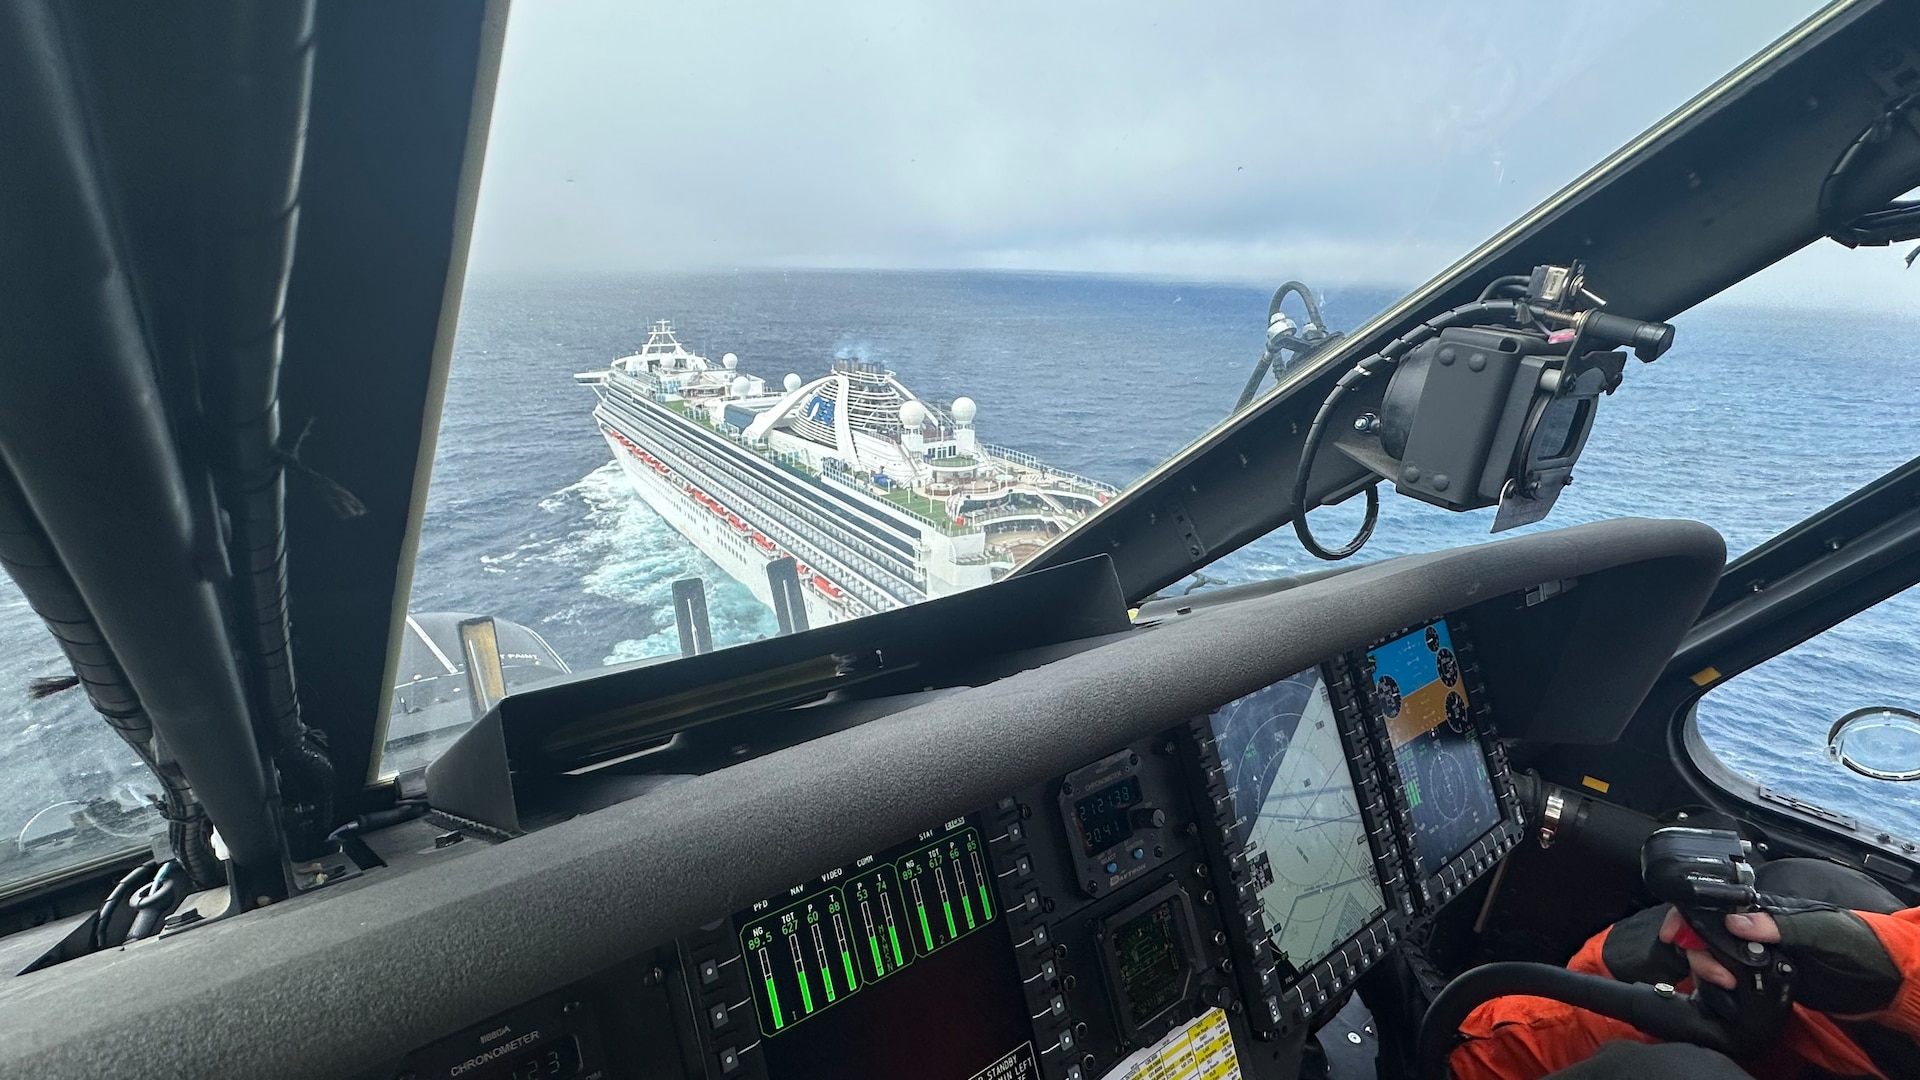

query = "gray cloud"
[470,2,1826,291]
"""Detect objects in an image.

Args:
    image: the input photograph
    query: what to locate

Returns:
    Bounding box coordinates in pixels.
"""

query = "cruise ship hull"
[600,427,845,630]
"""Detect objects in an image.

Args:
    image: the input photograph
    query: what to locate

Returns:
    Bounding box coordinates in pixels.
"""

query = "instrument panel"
[386,615,1524,1080]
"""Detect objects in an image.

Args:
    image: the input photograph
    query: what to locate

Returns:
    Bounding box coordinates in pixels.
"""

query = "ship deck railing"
[979,443,1119,495]
[819,471,963,537]
[964,505,1079,529]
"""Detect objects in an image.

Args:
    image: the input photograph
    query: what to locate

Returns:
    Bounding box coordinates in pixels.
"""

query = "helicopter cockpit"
[2,4,1919,1080]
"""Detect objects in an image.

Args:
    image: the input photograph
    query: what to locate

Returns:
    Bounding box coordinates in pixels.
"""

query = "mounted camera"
[1291,262,1675,559]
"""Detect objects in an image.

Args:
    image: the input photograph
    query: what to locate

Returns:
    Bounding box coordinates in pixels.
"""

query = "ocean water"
[3,269,1918,887]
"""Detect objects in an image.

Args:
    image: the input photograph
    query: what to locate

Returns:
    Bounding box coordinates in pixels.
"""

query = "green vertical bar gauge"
[968,835,994,921]
[848,865,909,982]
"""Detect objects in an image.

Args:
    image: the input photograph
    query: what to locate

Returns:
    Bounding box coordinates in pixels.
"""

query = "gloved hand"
[1599,903,1691,984]
[1659,902,1902,1016]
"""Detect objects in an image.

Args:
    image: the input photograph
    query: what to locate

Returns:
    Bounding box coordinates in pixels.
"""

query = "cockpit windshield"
[384,2,1827,773]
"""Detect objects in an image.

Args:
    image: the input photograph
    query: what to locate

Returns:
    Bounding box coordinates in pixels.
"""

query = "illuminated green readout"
[894,826,994,956]
[848,864,910,983]
[966,831,994,920]
[737,822,1001,1040]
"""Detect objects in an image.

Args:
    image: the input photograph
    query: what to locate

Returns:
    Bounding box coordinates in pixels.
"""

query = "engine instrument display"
[1207,667,1386,977]
[730,817,1036,1080]
[1368,619,1504,873]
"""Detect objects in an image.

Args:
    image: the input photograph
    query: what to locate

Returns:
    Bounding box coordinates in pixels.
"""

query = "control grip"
[1680,909,1794,1054]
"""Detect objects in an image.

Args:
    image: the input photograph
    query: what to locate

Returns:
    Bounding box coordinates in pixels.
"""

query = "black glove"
[1601,903,1691,985]
[1751,898,1902,1016]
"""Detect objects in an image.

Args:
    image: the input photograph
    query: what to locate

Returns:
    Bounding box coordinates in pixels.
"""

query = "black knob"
[1131,806,1167,829]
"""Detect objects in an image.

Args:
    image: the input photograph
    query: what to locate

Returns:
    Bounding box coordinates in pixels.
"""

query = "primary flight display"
[1367,620,1504,872]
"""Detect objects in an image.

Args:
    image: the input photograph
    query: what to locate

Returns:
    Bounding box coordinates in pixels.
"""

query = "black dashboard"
[0,518,1726,1080]
[384,614,1523,1080]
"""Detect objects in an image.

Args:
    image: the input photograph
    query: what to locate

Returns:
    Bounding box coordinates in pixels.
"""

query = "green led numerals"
[847,864,911,983]
[894,827,994,959]
[738,823,997,1040]
[737,887,860,1037]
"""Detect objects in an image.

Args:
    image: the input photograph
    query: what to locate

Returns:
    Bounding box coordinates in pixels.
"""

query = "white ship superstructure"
[576,320,1117,626]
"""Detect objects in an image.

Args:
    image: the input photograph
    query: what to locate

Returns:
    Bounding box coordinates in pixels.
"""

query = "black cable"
[93,860,159,950]
[1477,274,1529,301]
[1819,90,1920,247]
[1290,300,1524,561]
[1235,282,1335,412]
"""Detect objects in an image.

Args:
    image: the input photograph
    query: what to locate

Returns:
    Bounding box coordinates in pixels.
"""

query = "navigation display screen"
[1368,619,1504,873]
[731,817,1036,1080]
[1208,667,1386,976]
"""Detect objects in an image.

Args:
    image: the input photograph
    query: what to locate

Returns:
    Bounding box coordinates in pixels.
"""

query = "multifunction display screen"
[1368,619,1504,872]
[731,817,1036,1080]
[1208,668,1386,976]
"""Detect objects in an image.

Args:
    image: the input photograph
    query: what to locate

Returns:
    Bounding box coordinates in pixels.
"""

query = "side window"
[1694,584,1920,843]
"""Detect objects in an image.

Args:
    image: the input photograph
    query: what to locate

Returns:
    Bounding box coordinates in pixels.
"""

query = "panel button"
[708,1002,729,1030]
[718,1047,741,1075]
[1006,822,1026,842]
[1014,855,1032,876]
[1104,861,1119,874]
[1031,923,1051,947]
[698,958,722,986]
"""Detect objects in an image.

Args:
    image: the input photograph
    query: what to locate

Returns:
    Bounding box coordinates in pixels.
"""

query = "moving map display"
[1207,668,1385,975]
[1367,620,1504,873]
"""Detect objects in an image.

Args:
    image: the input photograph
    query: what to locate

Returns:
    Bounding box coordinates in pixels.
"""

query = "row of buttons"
[990,796,1092,1080]
[1325,656,1415,922]
[685,933,759,1078]
[1186,722,1284,1037]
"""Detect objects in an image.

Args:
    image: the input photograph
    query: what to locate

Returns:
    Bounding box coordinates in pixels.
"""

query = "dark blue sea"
[4,269,1919,877]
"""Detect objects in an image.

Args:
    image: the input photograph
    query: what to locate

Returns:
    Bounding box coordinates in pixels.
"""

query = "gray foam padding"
[0,518,1723,1079]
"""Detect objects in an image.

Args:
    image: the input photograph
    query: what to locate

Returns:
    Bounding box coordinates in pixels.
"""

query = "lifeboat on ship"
[751,533,777,554]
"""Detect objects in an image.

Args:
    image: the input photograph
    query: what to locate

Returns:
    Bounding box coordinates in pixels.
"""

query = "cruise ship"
[575,321,1119,627]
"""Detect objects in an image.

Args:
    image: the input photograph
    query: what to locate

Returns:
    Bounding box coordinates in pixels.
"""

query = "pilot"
[1448,860,1920,1080]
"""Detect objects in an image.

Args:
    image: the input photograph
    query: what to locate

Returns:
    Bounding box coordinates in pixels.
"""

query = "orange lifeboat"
[752,533,777,554]
[728,514,748,532]
[811,575,842,599]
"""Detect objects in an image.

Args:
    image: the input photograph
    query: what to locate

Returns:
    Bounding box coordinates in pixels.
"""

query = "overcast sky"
[466,1,1916,307]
